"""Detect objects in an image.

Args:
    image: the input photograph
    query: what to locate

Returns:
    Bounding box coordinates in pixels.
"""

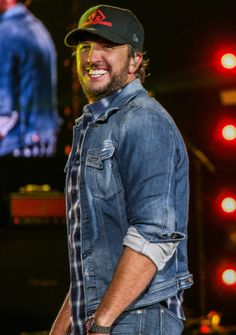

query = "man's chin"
[80,72,129,101]
[84,88,106,101]
[83,83,112,101]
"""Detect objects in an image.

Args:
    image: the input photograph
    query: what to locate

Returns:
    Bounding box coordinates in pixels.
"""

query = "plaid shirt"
[67,92,185,335]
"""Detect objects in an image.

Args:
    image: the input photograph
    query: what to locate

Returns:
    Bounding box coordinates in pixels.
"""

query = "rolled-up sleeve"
[123,226,179,270]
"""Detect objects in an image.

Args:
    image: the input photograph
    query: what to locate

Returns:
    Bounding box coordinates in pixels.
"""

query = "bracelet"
[87,316,111,334]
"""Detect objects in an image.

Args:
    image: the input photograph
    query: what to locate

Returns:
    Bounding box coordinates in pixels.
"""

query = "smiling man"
[76,36,139,102]
[50,5,193,335]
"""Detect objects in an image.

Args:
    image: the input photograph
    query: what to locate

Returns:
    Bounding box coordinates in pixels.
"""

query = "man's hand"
[0,111,18,139]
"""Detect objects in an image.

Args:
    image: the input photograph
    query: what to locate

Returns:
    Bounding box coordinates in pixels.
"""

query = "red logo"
[82,9,112,27]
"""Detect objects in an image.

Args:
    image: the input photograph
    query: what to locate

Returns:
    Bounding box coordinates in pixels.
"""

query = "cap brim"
[64,27,128,47]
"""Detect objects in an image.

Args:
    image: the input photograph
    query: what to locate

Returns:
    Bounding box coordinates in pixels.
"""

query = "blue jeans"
[111,303,184,335]
[71,303,184,335]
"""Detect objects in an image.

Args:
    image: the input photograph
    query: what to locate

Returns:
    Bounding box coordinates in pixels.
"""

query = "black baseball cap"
[64,5,144,51]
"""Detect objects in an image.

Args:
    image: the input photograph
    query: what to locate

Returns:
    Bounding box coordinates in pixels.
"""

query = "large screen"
[0,1,61,158]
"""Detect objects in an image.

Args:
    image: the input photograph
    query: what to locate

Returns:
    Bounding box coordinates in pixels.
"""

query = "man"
[0,0,60,157]
[50,5,193,335]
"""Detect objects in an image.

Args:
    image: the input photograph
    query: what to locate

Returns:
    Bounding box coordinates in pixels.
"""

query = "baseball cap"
[64,5,144,51]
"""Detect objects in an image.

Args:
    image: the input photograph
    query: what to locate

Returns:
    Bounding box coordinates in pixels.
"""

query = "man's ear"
[129,52,143,74]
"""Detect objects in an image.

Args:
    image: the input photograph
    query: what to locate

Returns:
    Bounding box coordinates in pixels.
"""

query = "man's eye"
[104,44,114,49]
[79,44,90,51]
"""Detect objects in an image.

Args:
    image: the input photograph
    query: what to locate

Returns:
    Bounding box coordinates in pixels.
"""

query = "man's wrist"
[86,316,112,334]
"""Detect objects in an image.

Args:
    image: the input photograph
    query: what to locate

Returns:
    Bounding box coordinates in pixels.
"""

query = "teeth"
[89,69,107,77]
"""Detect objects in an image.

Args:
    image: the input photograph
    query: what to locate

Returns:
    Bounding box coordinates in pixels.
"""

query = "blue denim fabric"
[111,303,184,335]
[65,79,193,329]
[69,303,183,335]
[0,4,60,156]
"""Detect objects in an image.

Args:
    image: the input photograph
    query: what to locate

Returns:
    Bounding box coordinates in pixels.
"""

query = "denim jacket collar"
[75,79,144,125]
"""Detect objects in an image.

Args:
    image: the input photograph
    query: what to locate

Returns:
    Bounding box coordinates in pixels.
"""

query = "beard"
[78,59,130,102]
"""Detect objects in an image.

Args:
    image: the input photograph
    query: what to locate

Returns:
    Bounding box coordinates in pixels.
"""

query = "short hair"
[128,45,149,83]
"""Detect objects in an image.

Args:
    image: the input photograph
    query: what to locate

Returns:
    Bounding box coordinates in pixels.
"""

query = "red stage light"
[216,262,236,288]
[214,46,236,74]
[215,192,236,220]
[221,53,236,69]
[200,324,211,334]
[221,197,236,213]
[222,268,236,286]
[214,118,236,146]
[222,124,236,141]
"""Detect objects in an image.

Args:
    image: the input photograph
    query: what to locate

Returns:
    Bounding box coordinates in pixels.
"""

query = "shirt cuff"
[123,226,179,270]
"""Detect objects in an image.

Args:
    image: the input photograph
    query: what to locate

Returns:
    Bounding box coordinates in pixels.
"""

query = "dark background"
[0,0,236,334]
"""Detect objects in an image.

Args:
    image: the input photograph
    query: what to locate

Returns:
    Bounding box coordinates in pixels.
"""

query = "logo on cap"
[82,9,112,27]
[132,33,139,43]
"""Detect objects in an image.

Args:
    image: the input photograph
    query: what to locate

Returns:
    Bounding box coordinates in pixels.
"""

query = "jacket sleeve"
[123,226,179,269]
[0,34,18,115]
[118,102,189,244]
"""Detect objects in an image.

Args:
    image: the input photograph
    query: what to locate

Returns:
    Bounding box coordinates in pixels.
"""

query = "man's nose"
[88,45,102,63]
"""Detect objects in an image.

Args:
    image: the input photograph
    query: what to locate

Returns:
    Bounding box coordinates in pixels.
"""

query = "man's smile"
[87,69,108,79]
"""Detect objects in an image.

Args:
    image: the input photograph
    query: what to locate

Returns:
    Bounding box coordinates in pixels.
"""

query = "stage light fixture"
[221,197,236,213]
[199,324,211,334]
[221,53,236,69]
[222,124,236,141]
[222,268,236,286]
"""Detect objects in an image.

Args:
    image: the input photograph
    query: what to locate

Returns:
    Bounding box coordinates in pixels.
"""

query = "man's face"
[76,36,136,103]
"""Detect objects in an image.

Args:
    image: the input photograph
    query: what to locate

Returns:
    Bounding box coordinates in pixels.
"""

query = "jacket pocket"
[85,143,122,200]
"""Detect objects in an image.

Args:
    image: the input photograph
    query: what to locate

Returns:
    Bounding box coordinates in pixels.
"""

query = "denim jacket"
[0,4,60,155]
[65,79,193,316]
